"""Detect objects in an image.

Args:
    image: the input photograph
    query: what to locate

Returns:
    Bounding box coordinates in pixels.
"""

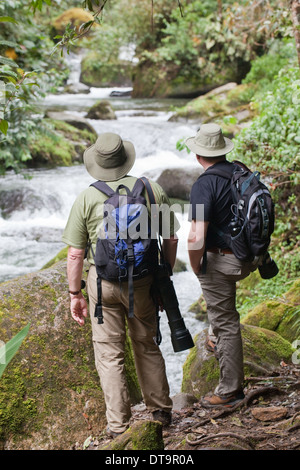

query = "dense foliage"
[0,0,299,176]
[0,0,67,173]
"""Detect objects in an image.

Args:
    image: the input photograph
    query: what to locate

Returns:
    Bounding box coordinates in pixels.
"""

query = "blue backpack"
[90,177,159,323]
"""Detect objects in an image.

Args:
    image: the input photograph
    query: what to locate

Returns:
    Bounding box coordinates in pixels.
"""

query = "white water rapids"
[0,61,207,395]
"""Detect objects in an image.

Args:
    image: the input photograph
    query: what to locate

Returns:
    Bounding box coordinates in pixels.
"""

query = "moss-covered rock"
[28,118,96,168]
[100,420,164,451]
[188,294,207,322]
[85,100,116,120]
[0,259,141,449]
[181,325,294,398]
[169,82,256,130]
[241,278,300,343]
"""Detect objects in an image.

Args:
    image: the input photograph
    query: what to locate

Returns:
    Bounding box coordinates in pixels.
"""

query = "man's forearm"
[188,220,208,274]
[162,235,178,270]
[67,247,85,292]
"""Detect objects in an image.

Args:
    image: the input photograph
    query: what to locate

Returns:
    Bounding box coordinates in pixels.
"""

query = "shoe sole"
[201,397,244,408]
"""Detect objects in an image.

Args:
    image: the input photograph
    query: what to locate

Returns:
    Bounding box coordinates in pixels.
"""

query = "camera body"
[153,264,194,352]
[258,252,279,279]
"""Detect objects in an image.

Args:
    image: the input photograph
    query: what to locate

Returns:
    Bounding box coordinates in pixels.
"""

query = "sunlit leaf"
[0,16,18,24]
[0,119,8,135]
[0,323,30,378]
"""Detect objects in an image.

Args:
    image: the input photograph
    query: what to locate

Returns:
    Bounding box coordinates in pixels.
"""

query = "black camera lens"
[154,265,194,352]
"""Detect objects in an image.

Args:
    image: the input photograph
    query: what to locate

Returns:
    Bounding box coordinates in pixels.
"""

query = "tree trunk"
[291,0,300,68]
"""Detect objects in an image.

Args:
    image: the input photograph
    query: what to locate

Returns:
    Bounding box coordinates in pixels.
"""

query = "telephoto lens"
[154,265,195,352]
[258,252,279,279]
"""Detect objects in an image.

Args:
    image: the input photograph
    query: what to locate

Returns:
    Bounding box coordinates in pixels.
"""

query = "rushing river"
[0,71,207,395]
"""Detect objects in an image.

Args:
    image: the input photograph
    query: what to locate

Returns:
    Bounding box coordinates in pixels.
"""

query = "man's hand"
[70,293,88,326]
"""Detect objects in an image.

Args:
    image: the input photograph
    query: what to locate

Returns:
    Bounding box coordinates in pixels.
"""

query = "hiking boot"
[152,409,172,426]
[201,391,245,409]
[106,427,125,439]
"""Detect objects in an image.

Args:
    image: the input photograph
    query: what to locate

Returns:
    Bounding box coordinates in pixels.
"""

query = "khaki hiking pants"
[87,265,172,434]
[198,252,258,398]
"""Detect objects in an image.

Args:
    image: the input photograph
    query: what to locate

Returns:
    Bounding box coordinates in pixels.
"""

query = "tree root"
[186,431,254,450]
[187,385,285,431]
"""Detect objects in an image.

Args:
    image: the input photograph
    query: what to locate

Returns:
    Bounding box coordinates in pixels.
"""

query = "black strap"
[140,176,163,254]
[131,178,147,198]
[127,244,135,318]
[94,276,103,324]
[90,243,103,324]
[139,177,163,344]
[90,180,115,197]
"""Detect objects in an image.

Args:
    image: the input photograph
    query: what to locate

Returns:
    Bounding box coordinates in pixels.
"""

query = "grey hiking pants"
[198,251,258,397]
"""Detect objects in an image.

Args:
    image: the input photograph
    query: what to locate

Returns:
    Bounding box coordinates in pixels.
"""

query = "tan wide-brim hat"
[84,132,136,181]
[185,123,234,157]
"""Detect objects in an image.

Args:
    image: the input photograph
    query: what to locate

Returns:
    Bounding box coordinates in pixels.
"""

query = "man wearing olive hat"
[62,132,178,437]
[187,124,258,408]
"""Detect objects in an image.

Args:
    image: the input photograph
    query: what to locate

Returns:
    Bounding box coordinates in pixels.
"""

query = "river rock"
[63,82,90,94]
[46,111,97,135]
[171,393,197,411]
[0,188,61,219]
[85,100,117,120]
[0,260,142,450]
[182,325,294,398]
[251,406,288,422]
[155,167,203,200]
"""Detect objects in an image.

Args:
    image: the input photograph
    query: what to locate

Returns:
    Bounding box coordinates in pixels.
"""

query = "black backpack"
[202,161,275,262]
[90,177,159,323]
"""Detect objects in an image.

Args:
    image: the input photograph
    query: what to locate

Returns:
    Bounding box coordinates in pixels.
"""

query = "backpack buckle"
[127,245,135,263]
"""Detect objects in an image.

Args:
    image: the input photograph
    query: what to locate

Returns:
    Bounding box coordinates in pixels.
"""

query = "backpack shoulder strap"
[90,180,115,197]
[139,176,156,205]
[130,177,147,198]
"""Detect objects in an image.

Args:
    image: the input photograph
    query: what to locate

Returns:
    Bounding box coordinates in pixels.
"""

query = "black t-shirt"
[189,160,234,249]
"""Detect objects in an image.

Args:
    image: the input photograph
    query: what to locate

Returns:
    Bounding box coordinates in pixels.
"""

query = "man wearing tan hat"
[62,132,178,437]
[187,124,258,408]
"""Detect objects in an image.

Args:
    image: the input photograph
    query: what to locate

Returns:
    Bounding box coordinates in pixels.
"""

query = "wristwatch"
[68,280,86,295]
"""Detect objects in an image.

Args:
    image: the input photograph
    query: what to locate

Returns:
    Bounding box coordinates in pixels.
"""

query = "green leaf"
[0,16,18,24]
[0,56,18,67]
[0,323,30,378]
[0,70,18,79]
[0,40,18,49]
[0,119,8,135]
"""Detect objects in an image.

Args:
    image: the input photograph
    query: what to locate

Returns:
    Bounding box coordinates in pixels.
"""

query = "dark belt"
[207,247,233,255]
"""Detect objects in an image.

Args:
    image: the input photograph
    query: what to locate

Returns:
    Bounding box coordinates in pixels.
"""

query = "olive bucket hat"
[185,123,234,157]
[83,132,136,181]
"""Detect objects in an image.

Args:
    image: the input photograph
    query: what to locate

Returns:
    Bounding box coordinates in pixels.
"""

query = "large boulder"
[242,278,300,343]
[0,260,141,450]
[85,100,117,120]
[169,82,255,134]
[155,167,203,200]
[45,112,97,135]
[182,325,294,398]
[28,118,96,167]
